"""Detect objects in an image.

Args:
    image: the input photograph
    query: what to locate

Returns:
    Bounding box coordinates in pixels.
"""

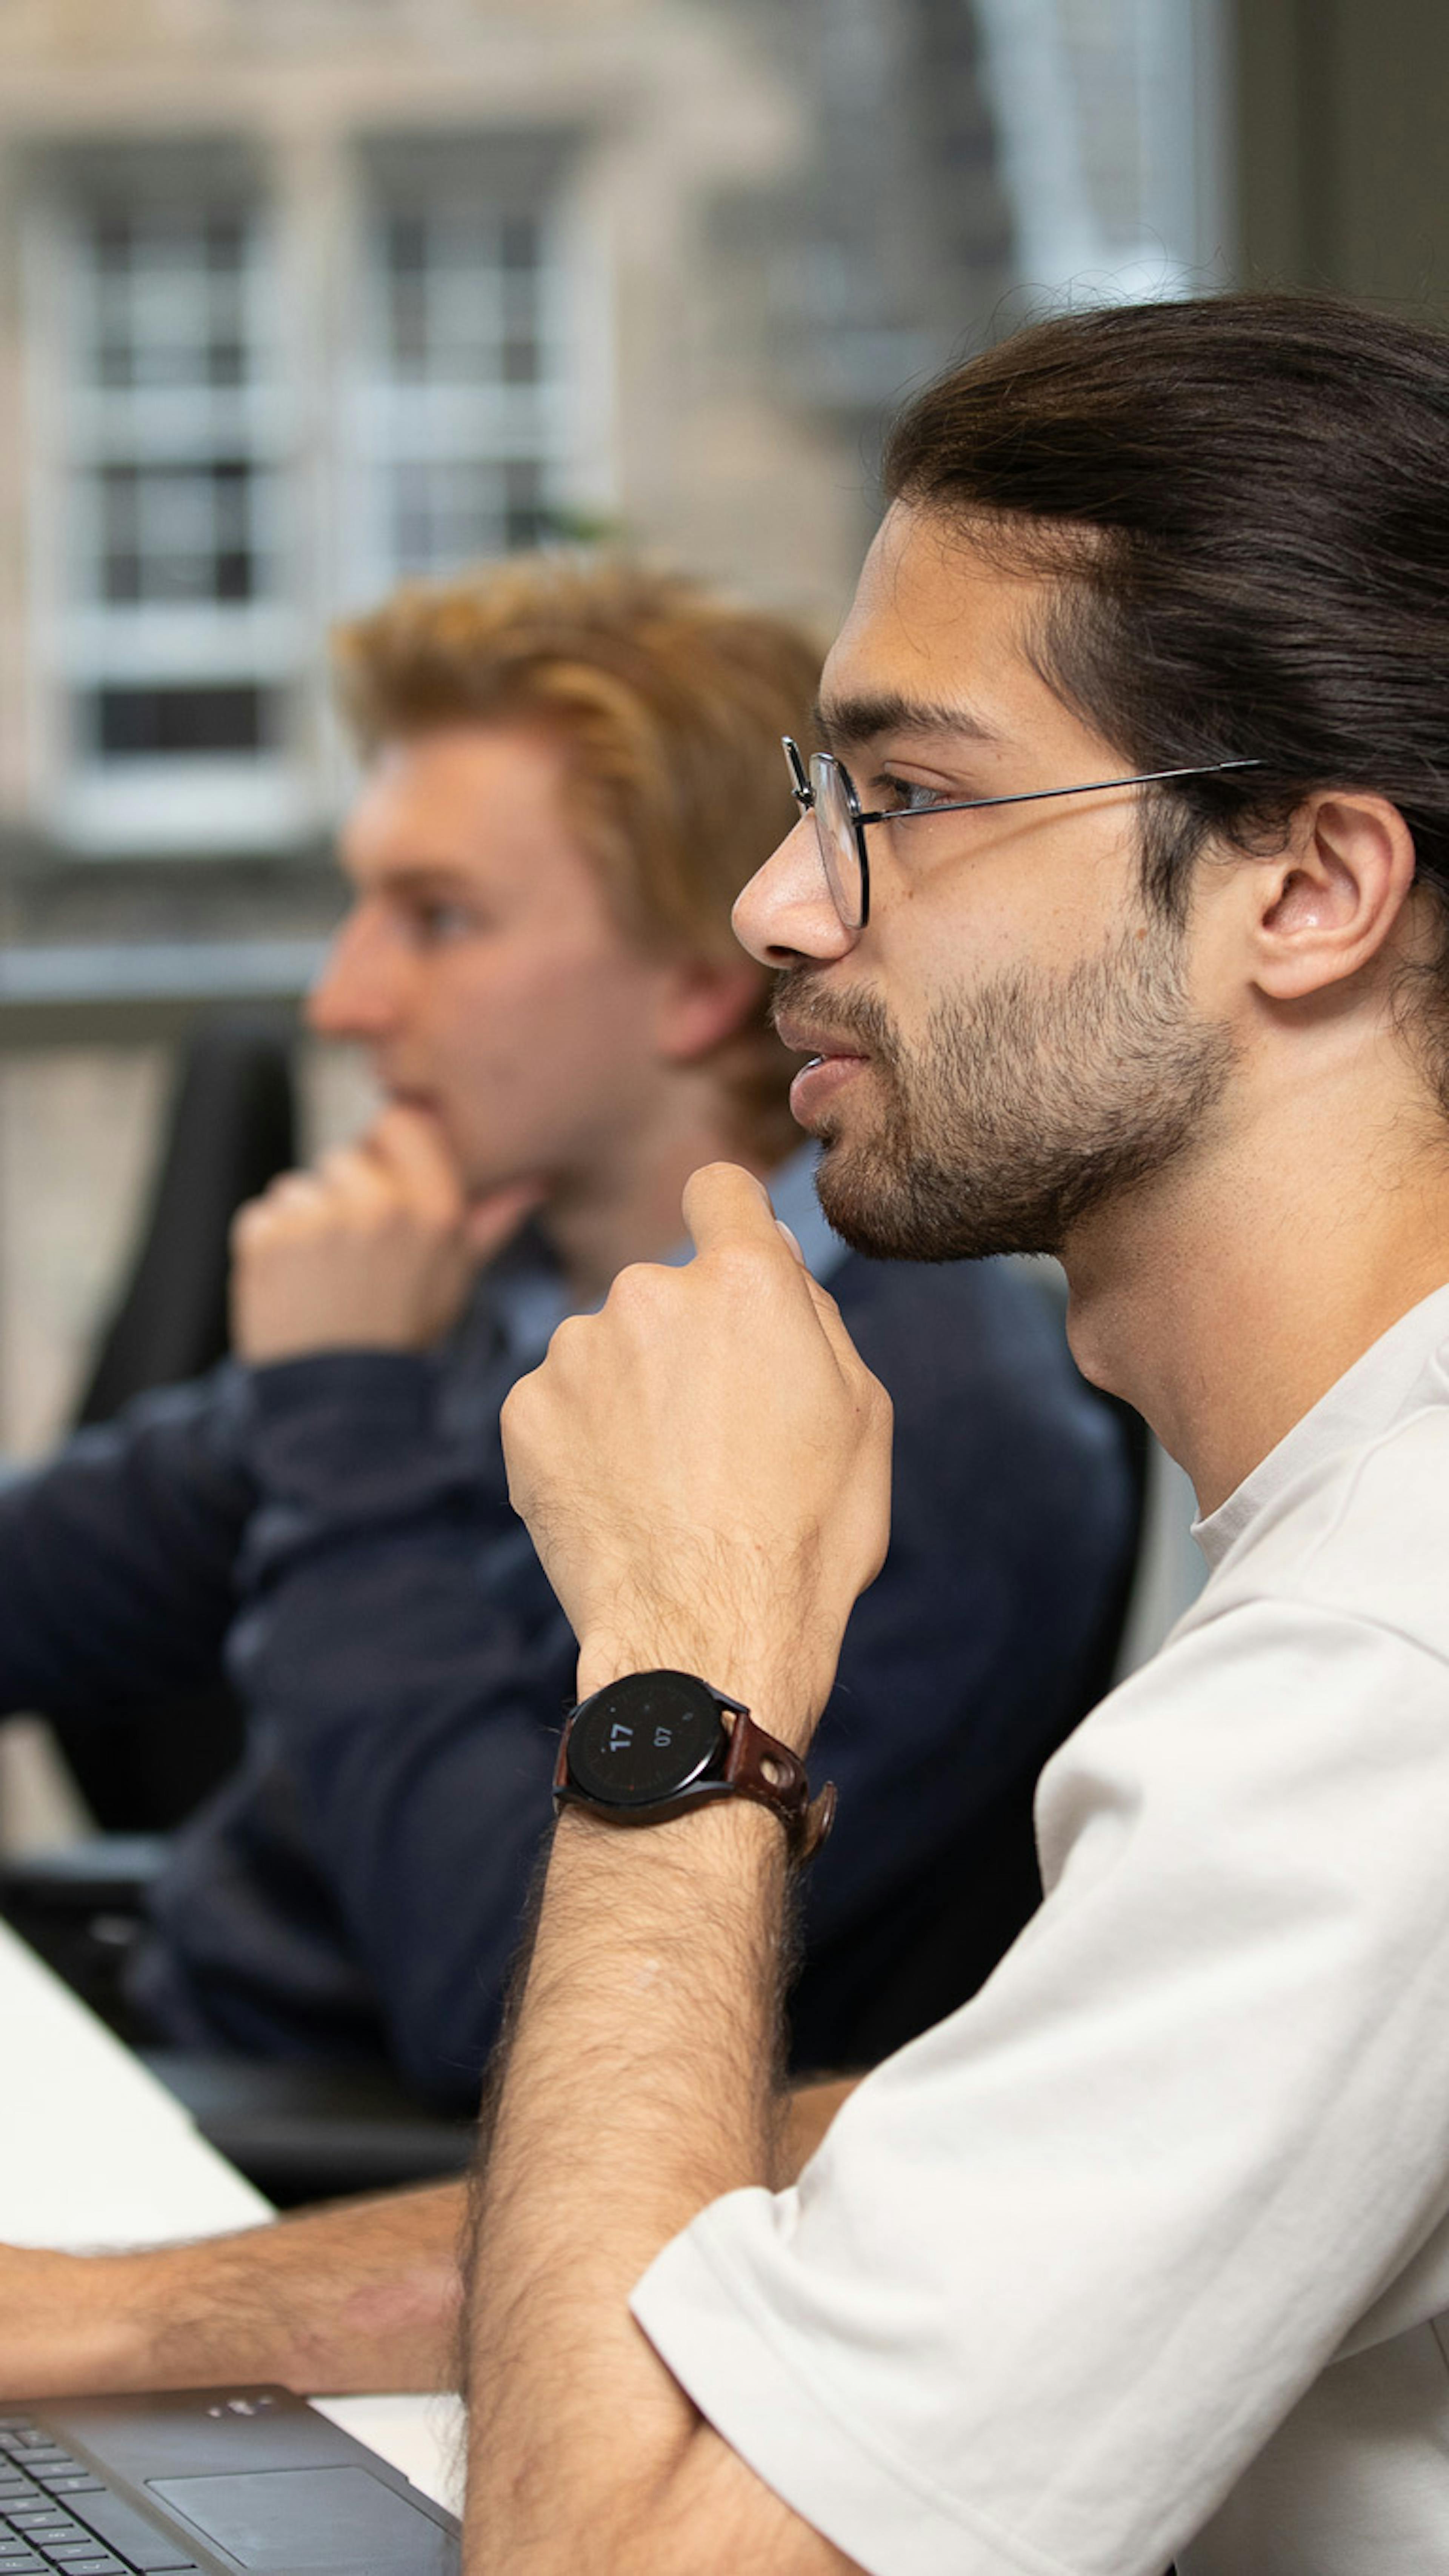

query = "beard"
[773,924,1236,1263]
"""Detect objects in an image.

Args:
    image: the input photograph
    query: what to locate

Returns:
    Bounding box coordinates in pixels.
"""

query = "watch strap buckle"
[720,1708,836,1861]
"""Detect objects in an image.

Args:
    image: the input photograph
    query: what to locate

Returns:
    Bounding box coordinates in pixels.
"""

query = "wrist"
[8,2251,155,2399]
[572,1635,824,1756]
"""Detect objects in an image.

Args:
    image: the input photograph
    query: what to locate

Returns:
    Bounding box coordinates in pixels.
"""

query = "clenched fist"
[231,1103,543,1364]
[501,1163,893,1751]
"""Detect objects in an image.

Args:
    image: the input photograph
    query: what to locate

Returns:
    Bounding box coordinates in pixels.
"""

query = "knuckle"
[543,1312,590,1368]
[608,1260,669,1316]
[703,1241,769,1299]
[232,1197,280,1252]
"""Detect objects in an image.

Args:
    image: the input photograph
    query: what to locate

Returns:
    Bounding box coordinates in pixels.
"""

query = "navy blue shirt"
[0,1183,1136,2108]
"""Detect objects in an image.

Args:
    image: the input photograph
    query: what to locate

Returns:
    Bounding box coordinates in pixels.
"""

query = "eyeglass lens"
[811,754,865,929]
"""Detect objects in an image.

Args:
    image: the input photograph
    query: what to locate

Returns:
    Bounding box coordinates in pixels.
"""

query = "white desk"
[0,1916,464,2513]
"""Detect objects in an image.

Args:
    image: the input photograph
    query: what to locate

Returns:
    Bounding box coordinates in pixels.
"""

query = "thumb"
[681,1161,785,1259]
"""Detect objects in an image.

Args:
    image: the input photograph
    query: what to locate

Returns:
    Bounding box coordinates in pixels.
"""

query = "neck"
[1062,1069,1449,1517]
[538,1082,784,1304]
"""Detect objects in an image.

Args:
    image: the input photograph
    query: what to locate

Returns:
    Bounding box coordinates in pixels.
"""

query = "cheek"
[442,945,657,1095]
[889,828,1125,992]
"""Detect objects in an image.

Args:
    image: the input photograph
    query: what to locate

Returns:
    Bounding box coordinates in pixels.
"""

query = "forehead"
[340,722,597,892]
[820,502,1060,747]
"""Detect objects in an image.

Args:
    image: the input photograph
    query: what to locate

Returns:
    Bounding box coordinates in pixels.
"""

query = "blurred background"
[0,0,1446,1837]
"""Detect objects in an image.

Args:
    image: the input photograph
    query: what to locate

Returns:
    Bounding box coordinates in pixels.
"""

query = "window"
[345,143,572,597]
[31,159,309,854]
[25,133,585,853]
[969,0,1227,297]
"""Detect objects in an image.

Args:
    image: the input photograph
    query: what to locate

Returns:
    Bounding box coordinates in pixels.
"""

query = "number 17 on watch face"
[567,1673,727,1806]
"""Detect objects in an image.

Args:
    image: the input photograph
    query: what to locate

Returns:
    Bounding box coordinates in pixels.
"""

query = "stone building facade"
[0,0,1218,1452]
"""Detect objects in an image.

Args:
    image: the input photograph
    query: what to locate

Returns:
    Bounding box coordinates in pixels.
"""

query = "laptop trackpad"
[148,2467,455,2573]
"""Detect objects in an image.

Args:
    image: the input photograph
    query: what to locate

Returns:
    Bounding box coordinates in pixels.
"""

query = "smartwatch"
[553,1669,836,1863]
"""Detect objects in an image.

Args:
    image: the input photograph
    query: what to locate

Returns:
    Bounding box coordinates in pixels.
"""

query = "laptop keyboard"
[0,2420,199,2576]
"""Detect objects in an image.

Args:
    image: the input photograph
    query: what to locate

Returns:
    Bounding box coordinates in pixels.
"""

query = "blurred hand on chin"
[230,1101,545,1364]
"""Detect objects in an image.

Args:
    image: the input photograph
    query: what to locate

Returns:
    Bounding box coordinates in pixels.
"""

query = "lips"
[783,1034,872,1127]
[774,1012,870,1070]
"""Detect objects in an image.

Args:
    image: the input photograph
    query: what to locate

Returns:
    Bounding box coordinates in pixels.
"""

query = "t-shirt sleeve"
[631,1600,1449,2576]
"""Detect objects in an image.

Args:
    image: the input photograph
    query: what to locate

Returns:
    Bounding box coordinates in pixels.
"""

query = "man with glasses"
[0,556,1132,2400]
[456,294,1449,2575]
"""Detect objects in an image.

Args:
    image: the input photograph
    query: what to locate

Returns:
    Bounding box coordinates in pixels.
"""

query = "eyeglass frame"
[781,734,1265,930]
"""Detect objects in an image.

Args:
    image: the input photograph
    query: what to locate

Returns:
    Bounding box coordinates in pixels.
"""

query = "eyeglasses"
[781,735,1264,931]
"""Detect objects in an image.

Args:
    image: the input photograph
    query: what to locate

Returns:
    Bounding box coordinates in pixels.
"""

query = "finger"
[681,1161,788,1259]
[315,1147,396,1214]
[365,1103,466,1210]
[775,1219,805,1264]
[260,1169,327,1212]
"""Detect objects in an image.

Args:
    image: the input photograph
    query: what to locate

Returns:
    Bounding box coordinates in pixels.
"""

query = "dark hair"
[884,293,1449,1086]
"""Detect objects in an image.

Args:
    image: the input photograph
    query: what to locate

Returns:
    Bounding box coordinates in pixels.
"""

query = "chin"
[813,1134,1063,1266]
[812,1136,940,1262]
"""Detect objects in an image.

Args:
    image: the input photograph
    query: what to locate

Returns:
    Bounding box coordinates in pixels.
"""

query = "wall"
[1235,0,1449,313]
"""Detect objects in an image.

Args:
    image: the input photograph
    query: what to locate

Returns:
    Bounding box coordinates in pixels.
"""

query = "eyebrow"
[362,862,480,898]
[811,691,1001,758]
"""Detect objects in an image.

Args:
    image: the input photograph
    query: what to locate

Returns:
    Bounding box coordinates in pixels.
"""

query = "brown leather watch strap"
[721,1709,837,1862]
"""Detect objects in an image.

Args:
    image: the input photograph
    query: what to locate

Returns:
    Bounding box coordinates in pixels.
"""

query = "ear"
[652,954,767,1065]
[1251,791,1419,1002]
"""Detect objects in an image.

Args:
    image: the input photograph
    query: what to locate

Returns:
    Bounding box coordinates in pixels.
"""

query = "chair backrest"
[75,1016,296,1426]
[51,1016,297,1831]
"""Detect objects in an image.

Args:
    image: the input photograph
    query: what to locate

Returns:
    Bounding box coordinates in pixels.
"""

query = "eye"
[876,770,954,815]
[407,898,482,947]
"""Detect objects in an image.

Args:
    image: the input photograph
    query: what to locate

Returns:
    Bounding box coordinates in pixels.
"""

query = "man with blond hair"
[0,556,1130,2139]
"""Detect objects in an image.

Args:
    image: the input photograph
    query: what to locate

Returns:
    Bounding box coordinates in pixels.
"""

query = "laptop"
[0,2387,460,2576]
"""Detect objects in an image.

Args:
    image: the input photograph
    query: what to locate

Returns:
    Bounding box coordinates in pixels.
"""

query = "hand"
[501,1163,892,1748]
[231,1104,543,1363]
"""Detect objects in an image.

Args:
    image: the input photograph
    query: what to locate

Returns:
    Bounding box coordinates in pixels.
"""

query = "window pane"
[391,457,504,575]
[379,208,546,384]
[89,683,276,759]
[364,173,561,585]
[503,458,547,550]
[78,206,258,393]
[94,462,265,607]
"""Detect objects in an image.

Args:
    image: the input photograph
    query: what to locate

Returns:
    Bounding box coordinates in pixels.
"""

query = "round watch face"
[566,1672,728,1808]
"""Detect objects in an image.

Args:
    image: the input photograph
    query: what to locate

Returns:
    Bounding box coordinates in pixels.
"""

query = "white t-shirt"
[632,1281,1449,2576]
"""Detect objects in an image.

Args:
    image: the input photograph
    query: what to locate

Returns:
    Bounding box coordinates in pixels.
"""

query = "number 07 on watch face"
[564,1673,728,1806]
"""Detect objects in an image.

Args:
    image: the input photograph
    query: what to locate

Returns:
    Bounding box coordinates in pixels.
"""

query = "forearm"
[0,2183,465,2400]
[465,1798,792,2571]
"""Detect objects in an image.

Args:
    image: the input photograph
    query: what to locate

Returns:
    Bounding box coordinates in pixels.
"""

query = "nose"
[306,903,405,1039]
[732,817,859,967]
